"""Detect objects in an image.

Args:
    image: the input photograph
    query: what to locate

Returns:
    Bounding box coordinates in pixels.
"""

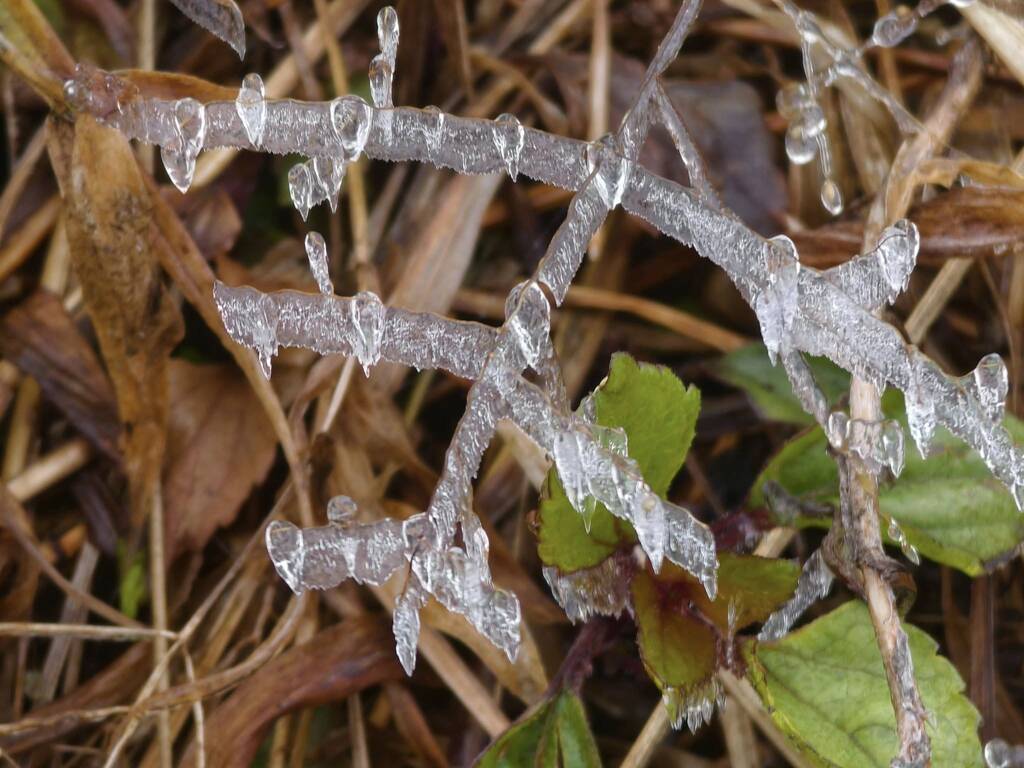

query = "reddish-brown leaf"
[163,360,277,560]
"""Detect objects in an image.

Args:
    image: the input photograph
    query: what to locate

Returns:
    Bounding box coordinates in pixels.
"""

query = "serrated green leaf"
[538,353,700,572]
[743,601,982,768]
[713,343,852,425]
[633,553,799,697]
[749,393,1024,575]
[475,690,601,768]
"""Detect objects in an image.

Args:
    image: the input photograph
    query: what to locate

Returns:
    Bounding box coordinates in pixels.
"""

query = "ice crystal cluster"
[66,0,1020,723]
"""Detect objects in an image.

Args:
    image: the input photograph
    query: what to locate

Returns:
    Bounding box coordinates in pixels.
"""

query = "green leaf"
[538,353,700,571]
[713,343,852,426]
[744,601,982,768]
[475,690,601,768]
[749,393,1024,575]
[116,542,147,619]
[633,553,799,698]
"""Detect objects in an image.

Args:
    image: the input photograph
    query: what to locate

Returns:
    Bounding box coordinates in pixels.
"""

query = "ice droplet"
[288,162,314,220]
[907,351,938,457]
[972,353,1009,423]
[312,154,345,212]
[422,106,445,156]
[349,291,386,375]
[235,73,266,146]
[330,96,373,161]
[882,420,905,477]
[393,574,426,675]
[369,54,394,110]
[161,97,206,193]
[586,134,633,209]
[492,113,525,181]
[377,6,400,65]
[820,178,844,215]
[887,517,920,565]
[776,82,810,120]
[304,232,333,295]
[872,10,917,47]
[785,124,817,165]
[326,495,357,524]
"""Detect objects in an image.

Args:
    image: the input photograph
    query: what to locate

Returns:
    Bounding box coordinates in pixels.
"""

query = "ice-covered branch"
[64,3,1024,741]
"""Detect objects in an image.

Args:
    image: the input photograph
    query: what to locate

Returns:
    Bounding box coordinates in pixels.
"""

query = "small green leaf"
[538,353,700,571]
[749,393,1024,575]
[116,542,147,619]
[475,690,601,768]
[714,343,851,425]
[744,601,982,768]
[633,553,799,698]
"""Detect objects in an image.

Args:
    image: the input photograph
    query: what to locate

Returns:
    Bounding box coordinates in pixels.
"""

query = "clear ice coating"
[161,98,206,193]
[235,73,266,146]
[305,232,333,295]
[77,1,1024,698]
[492,113,525,181]
[759,548,834,641]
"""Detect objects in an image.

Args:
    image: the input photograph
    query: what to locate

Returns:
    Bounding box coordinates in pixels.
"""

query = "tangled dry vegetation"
[2,0,1024,766]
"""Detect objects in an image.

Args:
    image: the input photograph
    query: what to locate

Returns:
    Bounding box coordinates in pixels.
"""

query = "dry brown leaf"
[0,290,122,462]
[47,114,184,533]
[0,0,75,108]
[163,360,277,560]
[179,618,403,768]
[793,187,1024,267]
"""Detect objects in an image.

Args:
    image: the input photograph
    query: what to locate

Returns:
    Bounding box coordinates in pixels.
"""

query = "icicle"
[312,154,345,212]
[492,113,525,181]
[212,282,279,379]
[754,235,800,365]
[662,678,723,731]
[349,291,386,375]
[785,123,818,165]
[759,549,834,641]
[288,161,314,220]
[393,573,426,675]
[377,6,400,68]
[330,96,373,161]
[969,353,1009,424]
[369,55,394,110]
[161,98,206,193]
[235,73,266,146]
[542,558,633,623]
[875,220,919,302]
[304,232,333,295]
